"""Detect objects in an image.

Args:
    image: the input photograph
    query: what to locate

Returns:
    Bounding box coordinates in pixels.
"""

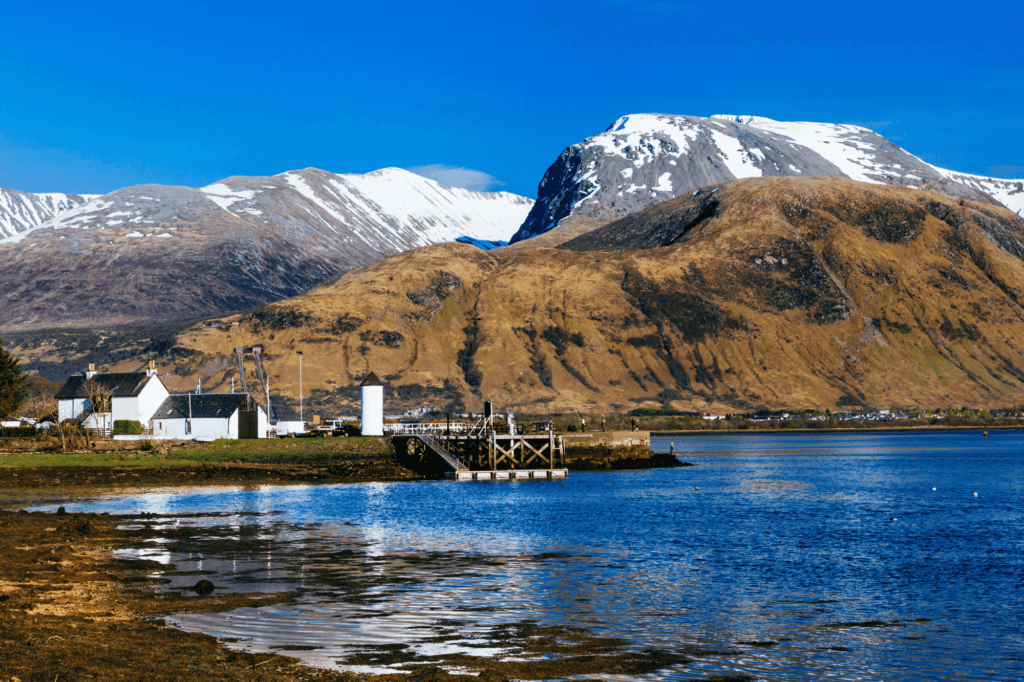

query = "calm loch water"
[64,431,1024,680]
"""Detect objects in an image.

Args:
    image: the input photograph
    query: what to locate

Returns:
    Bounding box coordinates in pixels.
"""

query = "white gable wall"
[138,376,170,424]
[111,376,169,425]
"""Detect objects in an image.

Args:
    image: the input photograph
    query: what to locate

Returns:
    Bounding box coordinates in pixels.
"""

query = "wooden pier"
[393,431,568,480]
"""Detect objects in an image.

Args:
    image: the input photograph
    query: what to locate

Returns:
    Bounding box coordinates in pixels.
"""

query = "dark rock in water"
[193,579,216,596]
[56,506,66,516]
[678,461,696,467]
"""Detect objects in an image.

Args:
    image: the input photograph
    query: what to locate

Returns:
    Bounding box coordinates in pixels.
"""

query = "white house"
[150,393,268,440]
[55,362,169,431]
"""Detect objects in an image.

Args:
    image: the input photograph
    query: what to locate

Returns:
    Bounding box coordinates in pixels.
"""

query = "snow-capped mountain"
[0,167,533,332]
[0,188,95,239]
[8,167,532,247]
[510,113,1024,242]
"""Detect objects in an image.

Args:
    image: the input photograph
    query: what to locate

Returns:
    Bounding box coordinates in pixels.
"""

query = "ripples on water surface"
[67,431,1023,680]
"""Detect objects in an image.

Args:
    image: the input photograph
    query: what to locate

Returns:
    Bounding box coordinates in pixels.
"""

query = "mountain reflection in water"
[72,431,1023,680]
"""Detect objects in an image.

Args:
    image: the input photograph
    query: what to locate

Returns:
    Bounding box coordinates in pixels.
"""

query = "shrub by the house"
[112,420,145,436]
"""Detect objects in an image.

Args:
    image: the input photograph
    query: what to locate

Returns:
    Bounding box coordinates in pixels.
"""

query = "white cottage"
[150,393,268,440]
[55,363,169,431]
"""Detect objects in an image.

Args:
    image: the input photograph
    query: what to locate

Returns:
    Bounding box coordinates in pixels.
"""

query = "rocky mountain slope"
[511,113,1024,242]
[25,177,1024,415]
[0,188,95,239]
[0,168,533,332]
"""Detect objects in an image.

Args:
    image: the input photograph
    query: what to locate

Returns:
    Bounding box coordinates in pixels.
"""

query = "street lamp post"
[297,351,303,423]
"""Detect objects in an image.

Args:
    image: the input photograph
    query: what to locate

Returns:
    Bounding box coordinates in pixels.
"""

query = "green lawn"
[0,436,389,468]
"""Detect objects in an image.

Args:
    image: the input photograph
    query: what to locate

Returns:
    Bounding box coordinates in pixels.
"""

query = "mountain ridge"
[511,113,1024,242]
[0,167,533,332]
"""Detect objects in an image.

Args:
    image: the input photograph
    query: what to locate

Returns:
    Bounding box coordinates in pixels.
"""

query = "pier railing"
[415,434,469,471]
[384,422,476,435]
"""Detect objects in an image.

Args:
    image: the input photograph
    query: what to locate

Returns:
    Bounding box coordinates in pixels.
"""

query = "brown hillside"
[22,177,1024,415]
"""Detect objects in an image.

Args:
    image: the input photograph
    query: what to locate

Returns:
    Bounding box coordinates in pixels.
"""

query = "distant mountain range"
[511,113,1024,242]
[30,177,1024,415]
[0,167,533,331]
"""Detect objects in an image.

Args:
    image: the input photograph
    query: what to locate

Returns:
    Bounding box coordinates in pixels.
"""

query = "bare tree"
[81,379,111,416]
[79,379,113,445]
[23,394,56,423]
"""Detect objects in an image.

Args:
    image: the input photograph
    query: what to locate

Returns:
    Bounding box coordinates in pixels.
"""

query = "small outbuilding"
[151,393,268,440]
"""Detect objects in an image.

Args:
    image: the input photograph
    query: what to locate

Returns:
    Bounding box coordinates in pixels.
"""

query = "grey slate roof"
[55,373,152,400]
[360,371,384,387]
[153,393,258,420]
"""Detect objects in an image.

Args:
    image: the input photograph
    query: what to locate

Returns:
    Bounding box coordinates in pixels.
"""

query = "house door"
[238,409,258,439]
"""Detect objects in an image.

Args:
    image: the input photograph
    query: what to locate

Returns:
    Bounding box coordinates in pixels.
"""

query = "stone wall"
[560,430,650,448]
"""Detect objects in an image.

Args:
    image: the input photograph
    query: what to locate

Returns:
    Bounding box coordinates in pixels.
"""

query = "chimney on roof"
[146,360,157,377]
[85,364,97,380]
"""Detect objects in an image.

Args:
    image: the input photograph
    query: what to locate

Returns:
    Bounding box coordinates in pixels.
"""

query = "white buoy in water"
[932,487,936,491]
[973,492,979,497]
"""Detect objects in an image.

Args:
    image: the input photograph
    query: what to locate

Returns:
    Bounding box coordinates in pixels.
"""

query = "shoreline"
[0,436,682,490]
[0,509,348,681]
[651,425,1014,437]
[0,508,710,682]
[0,460,424,491]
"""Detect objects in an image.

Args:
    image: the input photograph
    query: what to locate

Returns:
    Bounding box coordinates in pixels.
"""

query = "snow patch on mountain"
[0,189,92,239]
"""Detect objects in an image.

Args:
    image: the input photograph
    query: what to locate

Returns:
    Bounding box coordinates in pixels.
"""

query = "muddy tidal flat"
[0,507,709,682]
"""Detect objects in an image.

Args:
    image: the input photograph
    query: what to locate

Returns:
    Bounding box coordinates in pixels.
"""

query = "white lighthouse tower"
[359,371,384,436]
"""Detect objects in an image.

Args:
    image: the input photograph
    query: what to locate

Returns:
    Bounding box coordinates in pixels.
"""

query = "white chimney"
[84,363,97,379]
[146,360,157,377]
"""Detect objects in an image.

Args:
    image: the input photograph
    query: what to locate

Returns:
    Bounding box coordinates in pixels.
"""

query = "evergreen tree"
[0,336,27,419]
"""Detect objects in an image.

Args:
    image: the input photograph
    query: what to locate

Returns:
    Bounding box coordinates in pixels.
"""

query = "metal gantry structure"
[234,346,278,422]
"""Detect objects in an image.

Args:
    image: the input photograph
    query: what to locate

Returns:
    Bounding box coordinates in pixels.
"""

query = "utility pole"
[297,351,303,423]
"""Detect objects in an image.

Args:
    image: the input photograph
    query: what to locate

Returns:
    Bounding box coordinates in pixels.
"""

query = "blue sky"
[1,1,1021,197]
